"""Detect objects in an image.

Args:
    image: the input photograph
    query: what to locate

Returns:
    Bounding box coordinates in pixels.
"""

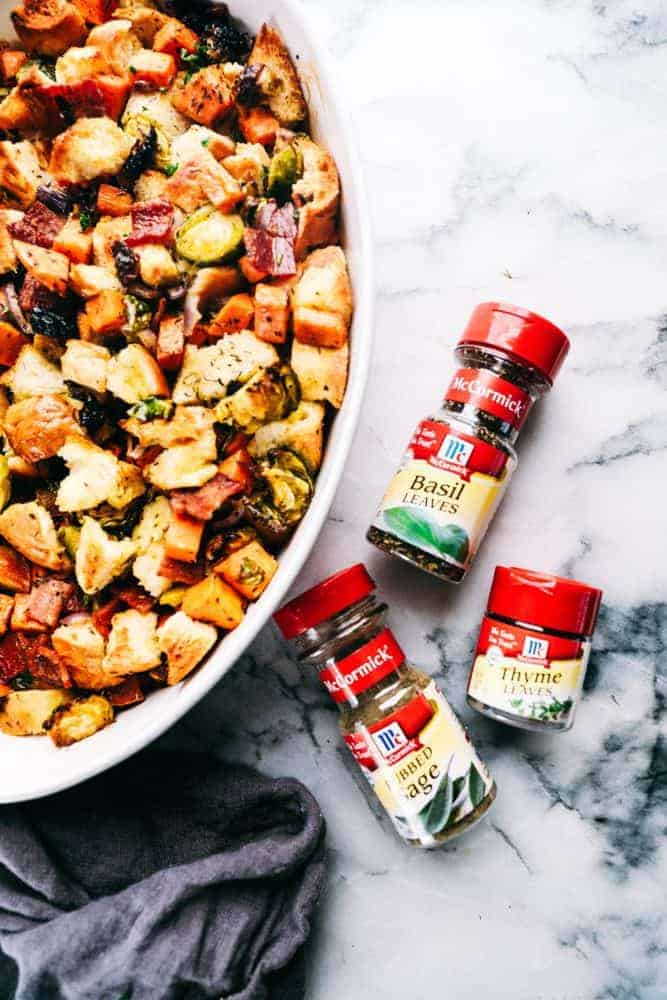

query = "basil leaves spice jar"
[274,564,496,848]
[467,566,603,732]
[367,302,570,582]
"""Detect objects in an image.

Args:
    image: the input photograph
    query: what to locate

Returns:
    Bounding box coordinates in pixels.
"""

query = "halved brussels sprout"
[60,524,81,559]
[175,207,245,265]
[243,448,313,546]
[214,364,300,433]
[122,113,171,172]
[124,294,153,335]
[128,397,174,422]
[267,145,302,204]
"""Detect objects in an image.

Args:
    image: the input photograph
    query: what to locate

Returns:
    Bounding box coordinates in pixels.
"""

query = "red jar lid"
[274,564,375,639]
[487,566,602,636]
[458,302,570,383]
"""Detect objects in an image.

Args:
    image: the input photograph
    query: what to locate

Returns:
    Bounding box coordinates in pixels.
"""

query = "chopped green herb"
[79,208,93,231]
[165,163,178,177]
[128,397,174,422]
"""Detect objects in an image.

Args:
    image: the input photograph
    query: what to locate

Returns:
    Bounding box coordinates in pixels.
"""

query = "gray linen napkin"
[0,752,326,1000]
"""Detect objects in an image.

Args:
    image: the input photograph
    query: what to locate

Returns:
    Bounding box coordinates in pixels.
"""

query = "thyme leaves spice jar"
[367,302,570,582]
[467,566,603,732]
[274,564,496,849]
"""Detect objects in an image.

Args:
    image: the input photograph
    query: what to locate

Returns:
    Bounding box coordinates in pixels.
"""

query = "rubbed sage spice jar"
[274,564,496,848]
[467,566,602,732]
[367,302,570,582]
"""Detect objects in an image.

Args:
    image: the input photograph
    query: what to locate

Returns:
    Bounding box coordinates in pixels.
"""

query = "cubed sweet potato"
[0,321,29,367]
[95,74,130,120]
[153,18,198,58]
[254,283,289,344]
[238,255,268,284]
[71,0,118,25]
[53,217,93,263]
[210,293,254,338]
[172,65,236,126]
[85,289,126,335]
[0,594,14,636]
[218,447,252,493]
[97,183,132,217]
[181,574,245,630]
[238,106,279,147]
[214,539,277,601]
[0,544,30,592]
[0,50,27,82]
[165,511,204,564]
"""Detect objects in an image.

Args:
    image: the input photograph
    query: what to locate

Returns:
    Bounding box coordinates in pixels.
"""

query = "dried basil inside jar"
[274,564,496,848]
[367,302,570,582]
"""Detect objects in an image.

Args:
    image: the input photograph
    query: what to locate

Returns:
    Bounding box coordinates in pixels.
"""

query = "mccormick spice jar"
[467,566,602,732]
[367,302,570,582]
[274,564,496,848]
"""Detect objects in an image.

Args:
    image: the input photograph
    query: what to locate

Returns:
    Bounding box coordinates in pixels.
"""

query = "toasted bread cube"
[0,689,72,736]
[254,283,289,344]
[12,0,87,57]
[13,241,69,296]
[156,610,217,685]
[103,608,160,676]
[49,117,134,186]
[48,695,114,746]
[156,314,184,372]
[70,263,121,298]
[53,217,93,263]
[129,48,175,89]
[85,289,126,335]
[290,339,348,409]
[107,343,168,403]
[293,246,352,349]
[113,4,168,45]
[0,141,43,210]
[181,573,244,630]
[165,510,204,564]
[0,500,69,570]
[87,18,141,75]
[248,24,307,127]
[292,137,340,259]
[92,214,131,269]
[61,339,110,392]
[171,64,237,126]
[215,540,277,601]
[55,43,110,83]
[52,619,117,690]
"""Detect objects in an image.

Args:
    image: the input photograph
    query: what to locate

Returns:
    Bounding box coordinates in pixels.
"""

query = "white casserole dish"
[0,0,373,803]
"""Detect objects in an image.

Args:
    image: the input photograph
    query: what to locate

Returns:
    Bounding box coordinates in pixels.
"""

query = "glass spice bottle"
[367,302,570,582]
[467,566,602,732]
[274,564,496,848]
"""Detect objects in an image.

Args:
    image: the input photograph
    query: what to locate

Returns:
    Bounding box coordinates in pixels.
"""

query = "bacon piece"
[26,579,73,628]
[158,556,205,585]
[0,632,70,688]
[170,472,243,521]
[105,675,145,707]
[19,274,60,313]
[8,202,65,250]
[243,201,297,277]
[92,596,123,639]
[32,79,107,124]
[126,199,174,248]
[114,584,155,613]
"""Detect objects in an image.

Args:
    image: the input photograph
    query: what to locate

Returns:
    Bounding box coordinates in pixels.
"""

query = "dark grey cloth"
[0,752,326,1000]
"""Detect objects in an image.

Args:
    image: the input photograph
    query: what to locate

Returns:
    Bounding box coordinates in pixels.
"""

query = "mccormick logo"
[372,720,408,758]
[438,433,473,466]
[449,373,528,421]
[522,636,550,660]
[322,643,394,695]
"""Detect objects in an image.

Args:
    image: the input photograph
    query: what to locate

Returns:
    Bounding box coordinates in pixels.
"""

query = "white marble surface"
[166,2,667,997]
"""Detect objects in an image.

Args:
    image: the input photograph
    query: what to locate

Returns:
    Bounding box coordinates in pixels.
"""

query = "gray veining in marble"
[163,1,667,996]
